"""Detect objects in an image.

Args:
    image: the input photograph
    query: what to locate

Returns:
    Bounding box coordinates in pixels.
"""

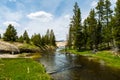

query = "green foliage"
[95,0,105,49]
[49,29,56,46]
[44,29,50,45]
[73,3,83,50]
[17,35,24,43]
[0,34,1,39]
[67,2,83,51]
[31,29,56,47]
[42,29,56,46]
[67,25,73,49]
[3,24,17,42]
[86,9,98,49]
[114,0,120,48]
[82,19,88,49]
[104,0,113,26]
[0,58,51,80]
[96,0,105,21]
[18,43,39,50]
[41,36,46,46]
[67,1,115,50]
[31,33,42,47]
[102,0,113,49]
[23,30,30,43]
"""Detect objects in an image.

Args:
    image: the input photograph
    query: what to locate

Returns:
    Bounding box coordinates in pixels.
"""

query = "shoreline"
[65,49,120,69]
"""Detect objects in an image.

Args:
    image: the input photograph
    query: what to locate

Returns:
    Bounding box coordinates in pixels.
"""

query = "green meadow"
[0,58,51,80]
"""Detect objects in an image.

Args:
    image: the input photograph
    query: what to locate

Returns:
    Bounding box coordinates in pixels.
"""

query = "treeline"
[2,24,56,47]
[67,0,120,51]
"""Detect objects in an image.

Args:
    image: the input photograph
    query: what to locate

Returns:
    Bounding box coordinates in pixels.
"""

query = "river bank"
[64,49,120,69]
[0,40,55,80]
[0,51,53,80]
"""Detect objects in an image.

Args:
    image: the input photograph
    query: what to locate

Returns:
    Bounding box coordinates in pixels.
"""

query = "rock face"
[56,41,67,47]
[0,41,19,54]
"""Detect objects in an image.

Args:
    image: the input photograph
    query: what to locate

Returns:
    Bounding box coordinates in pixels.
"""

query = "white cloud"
[27,11,53,22]
[23,13,71,40]
[91,1,97,7]
[3,21,20,27]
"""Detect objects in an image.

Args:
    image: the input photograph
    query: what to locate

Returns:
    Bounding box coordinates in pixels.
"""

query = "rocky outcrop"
[0,40,56,54]
[0,41,20,54]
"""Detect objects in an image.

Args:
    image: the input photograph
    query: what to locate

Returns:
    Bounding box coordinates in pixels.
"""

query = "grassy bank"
[66,49,120,69]
[14,42,56,53]
[0,58,51,80]
[0,39,56,54]
[15,43,41,53]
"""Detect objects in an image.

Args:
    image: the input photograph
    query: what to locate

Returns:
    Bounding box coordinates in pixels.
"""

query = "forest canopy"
[67,0,120,51]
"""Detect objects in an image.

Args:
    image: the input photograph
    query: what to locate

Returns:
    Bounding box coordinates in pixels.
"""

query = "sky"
[0,0,117,41]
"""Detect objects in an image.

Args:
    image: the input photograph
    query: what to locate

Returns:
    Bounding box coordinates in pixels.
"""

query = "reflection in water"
[39,48,120,80]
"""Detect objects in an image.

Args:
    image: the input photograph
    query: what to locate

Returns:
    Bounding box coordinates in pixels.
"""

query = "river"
[38,47,120,80]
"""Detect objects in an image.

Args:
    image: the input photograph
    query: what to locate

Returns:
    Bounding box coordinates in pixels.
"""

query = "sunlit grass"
[18,43,40,50]
[0,58,51,80]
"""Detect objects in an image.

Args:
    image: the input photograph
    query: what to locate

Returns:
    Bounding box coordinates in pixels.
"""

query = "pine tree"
[104,0,113,27]
[3,24,17,41]
[67,24,73,49]
[103,0,113,48]
[23,30,30,43]
[44,29,50,45]
[41,36,46,46]
[70,2,83,51]
[0,34,1,39]
[50,30,56,46]
[31,33,41,47]
[109,16,116,47]
[86,9,97,49]
[95,0,105,49]
[18,35,24,43]
[114,0,120,48]
[83,19,88,49]
[96,0,105,22]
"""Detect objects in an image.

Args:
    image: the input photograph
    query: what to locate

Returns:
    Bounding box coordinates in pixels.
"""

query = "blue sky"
[0,0,117,40]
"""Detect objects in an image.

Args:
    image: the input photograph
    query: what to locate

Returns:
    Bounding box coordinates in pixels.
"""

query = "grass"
[0,58,51,80]
[18,43,40,50]
[67,49,120,69]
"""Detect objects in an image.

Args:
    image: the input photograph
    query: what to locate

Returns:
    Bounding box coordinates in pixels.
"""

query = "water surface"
[39,48,120,80]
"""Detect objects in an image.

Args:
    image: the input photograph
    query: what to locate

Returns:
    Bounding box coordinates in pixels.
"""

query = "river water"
[39,48,120,80]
